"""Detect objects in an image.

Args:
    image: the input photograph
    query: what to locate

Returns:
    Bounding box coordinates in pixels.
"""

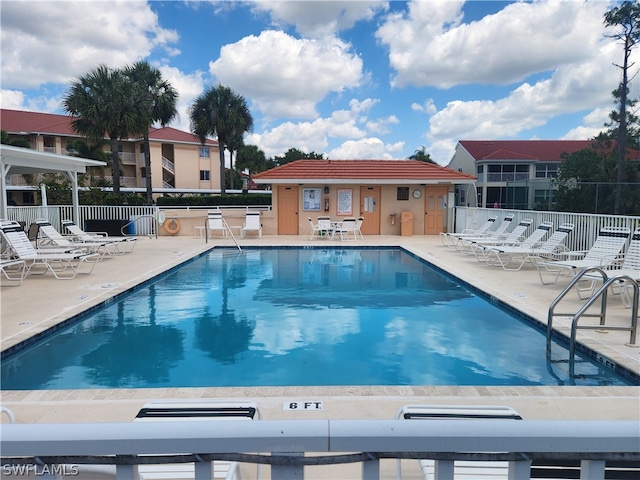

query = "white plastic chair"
[208,211,231,238]
[241,212,263,238]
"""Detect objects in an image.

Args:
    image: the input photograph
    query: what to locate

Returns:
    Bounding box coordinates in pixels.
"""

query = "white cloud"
[411,99,437,115]
[0,0,178,89]
[377,0,608,89]
[157,65,207,133]
[328,137,404,159]
[250,0,388,38]
[246,97,394,158]
[209,30,364,119]
[562,107,610,140]
[0,90,26,110]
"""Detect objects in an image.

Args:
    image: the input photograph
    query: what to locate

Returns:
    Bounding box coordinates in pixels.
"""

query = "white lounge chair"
[134,400,262,479]
[35,220,111,258]
[577,229,640,304]
[482,223,574,271]
[439,216,498,247]
[461,218,533,255]
[395,405,522,480]
[240,212,262,238]
[354,216,364,239]
[451,214,515,250]
[472,221,553,262]
[62,220,137,254]
[0,221,100,280]
[207,210,232,238]
[537,226,631,285]
[0,258,27,286]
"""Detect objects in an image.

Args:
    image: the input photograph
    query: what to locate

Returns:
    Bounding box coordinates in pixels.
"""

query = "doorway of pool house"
[424,185,448,234]
[359,186,380,235]
[278,186,299,234]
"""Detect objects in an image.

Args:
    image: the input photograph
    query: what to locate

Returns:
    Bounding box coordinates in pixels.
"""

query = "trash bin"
[400,211,414,236]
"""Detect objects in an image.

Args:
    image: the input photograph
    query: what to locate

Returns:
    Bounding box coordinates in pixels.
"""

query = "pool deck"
[1,234,639,478]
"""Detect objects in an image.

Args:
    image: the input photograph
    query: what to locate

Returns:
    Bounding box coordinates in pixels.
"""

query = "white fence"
[1,419,638,480]
[452,207,639,253]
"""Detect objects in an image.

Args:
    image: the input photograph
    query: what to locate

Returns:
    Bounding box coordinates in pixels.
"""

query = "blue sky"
[1,1,635,164]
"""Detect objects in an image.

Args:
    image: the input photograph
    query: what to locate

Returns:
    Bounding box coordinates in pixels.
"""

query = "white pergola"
[1,144,106,221]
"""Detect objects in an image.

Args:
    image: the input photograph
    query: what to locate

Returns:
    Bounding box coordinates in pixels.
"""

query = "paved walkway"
[1,234,639,478]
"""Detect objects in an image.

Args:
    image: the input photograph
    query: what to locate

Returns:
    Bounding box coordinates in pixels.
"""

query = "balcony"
[119,152,137,165]
[162,156,175,174]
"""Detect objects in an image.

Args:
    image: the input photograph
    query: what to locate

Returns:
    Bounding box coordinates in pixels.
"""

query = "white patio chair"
[207,210,231,238]
[395,405,522,480]
[439,216,498,247]
[483,223,574,271]
[537,226,631,285]
[471,220,552,262]
[134,400,262,479]
[0,258,27,286]
[241,211,263,238]
[333,217,358,241]
[62,220,136,254]
[35,220,111,258]
[452,214,515,250]
[0,220,101,280]
[461,218,533,255]
[576,228,640,304]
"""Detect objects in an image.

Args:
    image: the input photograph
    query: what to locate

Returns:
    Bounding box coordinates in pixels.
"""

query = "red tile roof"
[1,108,217,146]
[458,140,594,162]
[252,159,477,184]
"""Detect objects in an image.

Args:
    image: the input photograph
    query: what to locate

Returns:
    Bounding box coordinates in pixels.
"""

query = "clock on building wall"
[412,189,423,199]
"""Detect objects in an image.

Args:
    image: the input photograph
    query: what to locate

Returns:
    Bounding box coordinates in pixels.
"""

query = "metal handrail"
[120,214,158,239]
[204,216,241,251]
[547,267,639,376]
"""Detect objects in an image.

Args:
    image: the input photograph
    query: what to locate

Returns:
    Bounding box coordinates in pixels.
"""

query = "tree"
[236,144,268,190]
[123,61,178,205]
[190,84,253,194]
[603,0,640,213]
[274,147,324,165]
[408,146,436,163]
[63,65,149,195]
[226,131,245,190]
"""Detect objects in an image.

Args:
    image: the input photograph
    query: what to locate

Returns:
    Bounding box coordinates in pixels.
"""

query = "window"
[535,163,558,178]
[199,147,210,158]
[486,164,530,182]
[200,170,210,181]
[397,187,409,201]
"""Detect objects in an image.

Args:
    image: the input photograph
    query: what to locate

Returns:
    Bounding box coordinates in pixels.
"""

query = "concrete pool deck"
[1,234,639,477]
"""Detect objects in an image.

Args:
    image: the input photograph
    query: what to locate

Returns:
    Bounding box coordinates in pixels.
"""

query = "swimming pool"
[1,248,633,389]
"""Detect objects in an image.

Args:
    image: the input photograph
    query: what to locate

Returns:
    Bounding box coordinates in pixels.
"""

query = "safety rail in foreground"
[547,267,639,377]
[2,420,639,480]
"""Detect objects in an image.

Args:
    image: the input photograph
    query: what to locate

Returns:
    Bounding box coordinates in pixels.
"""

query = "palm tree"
[409,146,436,163]
[63,65,149,195]
[123,61,179,205]
[190,84,253,193]
[236,144,267,191]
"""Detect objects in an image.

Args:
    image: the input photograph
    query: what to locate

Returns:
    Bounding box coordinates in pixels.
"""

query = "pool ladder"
[546,267,638,377]
[205,216,242,251]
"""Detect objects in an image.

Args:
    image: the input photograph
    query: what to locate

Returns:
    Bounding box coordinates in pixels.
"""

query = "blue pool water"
[1,248,633,389]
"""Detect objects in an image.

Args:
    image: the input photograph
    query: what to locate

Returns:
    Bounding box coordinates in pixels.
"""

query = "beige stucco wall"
[157,208,275,237]
[276,183,454,236]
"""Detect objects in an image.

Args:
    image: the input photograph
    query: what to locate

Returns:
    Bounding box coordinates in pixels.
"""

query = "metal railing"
[1,420,638,480]
[547,267,639,377]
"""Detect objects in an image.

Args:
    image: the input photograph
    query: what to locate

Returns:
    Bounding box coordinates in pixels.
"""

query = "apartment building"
[447,139,595,209]
[1,108,220,205]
